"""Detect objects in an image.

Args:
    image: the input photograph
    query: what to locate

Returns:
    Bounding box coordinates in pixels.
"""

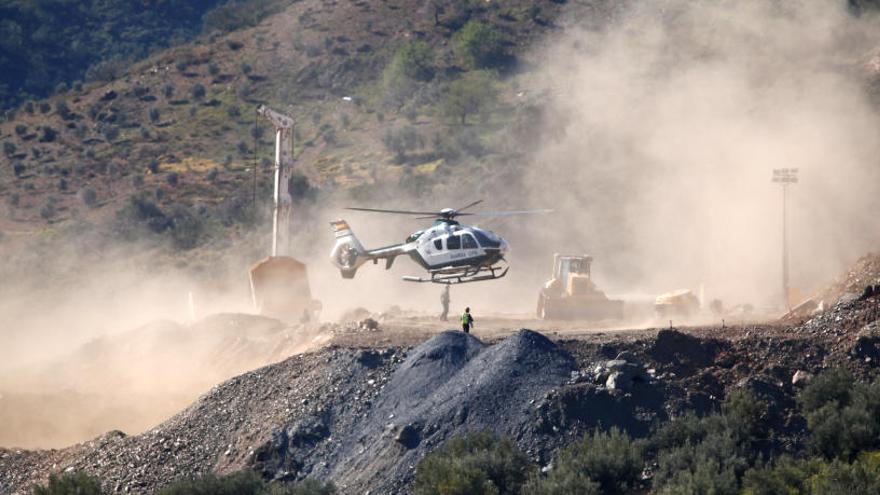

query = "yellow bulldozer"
[537,254,624,320]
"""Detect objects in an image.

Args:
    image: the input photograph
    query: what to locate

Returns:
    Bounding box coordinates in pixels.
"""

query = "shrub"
[149,108,160,123]
[321,126,337,145]
[799,368,880,460]
[812,455,880,494]
[78,187,98,207]
[85,58,127,82]
[742,456,824,495]
[57,178,68,191]
[157,470,335,495]
[207,168,219,182]
[444,70,498,124]
[227,40,244,50]
[163,84,175,98]
[288,172,317,203]
[132,174,144,187]
[413,430,534,495]
[56,101,73,120]
[3,141,15,156]
[266,479,336,495]
[227,105,241,118]
[526,428,643,495]
[39,102,51,114]
[192,84,206,100]
[15,124,27,135]
[453,20,505,69]
[241,63,253,75]
[156,470,263,495]
[40,200,56,220]
[13,162,26,177]
[102,126,119,141]
[147,160,160,174]
[33,472,104,495]
[202,0,282,34]
[166,172,180,186]
[651,390,766,494]
[208,63,220,76]
[40,126,58,142]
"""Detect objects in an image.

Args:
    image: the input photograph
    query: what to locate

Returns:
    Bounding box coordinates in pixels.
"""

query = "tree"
[390,41,436,82]
[444,70,499,124]
[383,41,436,108]
[453,20,504,69]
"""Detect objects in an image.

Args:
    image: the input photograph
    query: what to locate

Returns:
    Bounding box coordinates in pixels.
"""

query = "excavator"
[248,105,321,322]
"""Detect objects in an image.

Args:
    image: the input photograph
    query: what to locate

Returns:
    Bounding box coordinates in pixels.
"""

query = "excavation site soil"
[2,253,879,494]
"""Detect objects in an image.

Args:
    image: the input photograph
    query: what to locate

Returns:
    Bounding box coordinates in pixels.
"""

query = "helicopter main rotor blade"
[468,209,554,217]
[345,207,439,216]
[414,213,475,219]
[456,199,484,212]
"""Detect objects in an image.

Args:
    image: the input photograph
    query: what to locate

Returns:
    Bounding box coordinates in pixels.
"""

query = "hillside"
[0,0,572,253]
[0,0,290,110]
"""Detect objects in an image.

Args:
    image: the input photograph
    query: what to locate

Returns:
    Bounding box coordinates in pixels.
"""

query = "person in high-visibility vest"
[460,307,474,333]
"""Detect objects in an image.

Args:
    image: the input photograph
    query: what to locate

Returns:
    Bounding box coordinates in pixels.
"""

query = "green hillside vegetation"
[414,370,880,495]
[0,0,288,110]
[0,0,563,266]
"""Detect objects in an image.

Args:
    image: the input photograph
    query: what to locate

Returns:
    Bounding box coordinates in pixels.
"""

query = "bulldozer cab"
[554,254,593,282]
[539,254,623,320]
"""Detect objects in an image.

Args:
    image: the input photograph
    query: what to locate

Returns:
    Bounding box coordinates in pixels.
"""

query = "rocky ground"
[2,287,878,494]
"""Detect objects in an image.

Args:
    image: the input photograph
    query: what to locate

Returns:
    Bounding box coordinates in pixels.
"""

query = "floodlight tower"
[772,168,798,310]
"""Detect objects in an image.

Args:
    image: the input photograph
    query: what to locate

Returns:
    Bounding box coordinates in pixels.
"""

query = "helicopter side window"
[462,234,478,249]
[447,235,461,250]
[434,238,443,250]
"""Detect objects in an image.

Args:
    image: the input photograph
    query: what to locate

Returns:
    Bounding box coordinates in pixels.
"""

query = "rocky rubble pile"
[818,252,880,305]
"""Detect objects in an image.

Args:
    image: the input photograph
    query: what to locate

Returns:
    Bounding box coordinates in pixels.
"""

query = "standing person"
[460,307,474,333]
[440,285,450,321]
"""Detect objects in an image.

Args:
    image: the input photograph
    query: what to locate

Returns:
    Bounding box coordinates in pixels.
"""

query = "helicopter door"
[421,235,451,267]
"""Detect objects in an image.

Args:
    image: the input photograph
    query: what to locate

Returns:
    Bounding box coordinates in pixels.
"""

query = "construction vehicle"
[249,105,321,322]
[537,254,624,320]
[653,289,699,318]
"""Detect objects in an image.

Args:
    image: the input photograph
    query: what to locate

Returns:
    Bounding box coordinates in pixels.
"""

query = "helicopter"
[329,200,551,284]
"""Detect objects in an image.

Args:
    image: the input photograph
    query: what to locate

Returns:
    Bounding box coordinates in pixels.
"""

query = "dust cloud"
[513,0,880,309]
[4,0,880,449]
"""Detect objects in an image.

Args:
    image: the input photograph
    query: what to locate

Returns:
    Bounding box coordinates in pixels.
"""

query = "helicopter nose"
[499,238,509,255]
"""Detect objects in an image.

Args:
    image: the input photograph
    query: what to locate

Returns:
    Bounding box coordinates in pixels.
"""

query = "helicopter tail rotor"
[330,219,367,278]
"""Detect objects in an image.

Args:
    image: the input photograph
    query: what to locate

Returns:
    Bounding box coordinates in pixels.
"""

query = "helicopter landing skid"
[402,265,509,285]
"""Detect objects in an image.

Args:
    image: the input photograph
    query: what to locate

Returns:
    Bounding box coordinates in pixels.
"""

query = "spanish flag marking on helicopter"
[331,220,351,236]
